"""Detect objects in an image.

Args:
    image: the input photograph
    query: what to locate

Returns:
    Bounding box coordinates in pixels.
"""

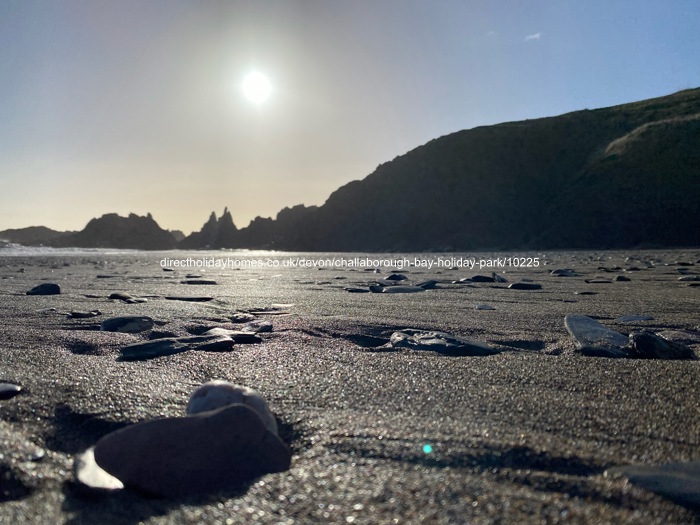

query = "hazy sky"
[2,1,699,234]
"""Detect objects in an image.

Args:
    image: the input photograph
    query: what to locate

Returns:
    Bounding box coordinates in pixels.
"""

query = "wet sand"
[1,250,699,524]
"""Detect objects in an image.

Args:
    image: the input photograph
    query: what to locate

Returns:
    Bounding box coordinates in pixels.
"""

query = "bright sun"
[242,72,272,104]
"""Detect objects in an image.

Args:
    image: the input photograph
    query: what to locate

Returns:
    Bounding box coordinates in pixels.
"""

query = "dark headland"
[2,87,699,251]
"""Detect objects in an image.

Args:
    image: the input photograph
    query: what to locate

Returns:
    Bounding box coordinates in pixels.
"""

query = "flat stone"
[613,275,631,282]
[606,462,700,508]
[26,283,61,295]
[202,328,262,344]
[100,316,154,333]
[564,314,629,357]
[491,273,508,283]
[165,296,214,302]
[108,292,147,303]
[178,335,236,352]
[187,381,278,435]
[74,447,124,491]
[369,285,425,293]
[93,404,291,498]
[615,315,654,323]
[385,274,408,281]
[345,288,371,293]
[120,338,190,360]
[242,320,273,333]
[0,383,23,400]
[550,269,579,277]
[390,329,498,356]
[508,282,542,290]
[475,304,496,310]
[466,275,495,283]
[584,278,613,284]
[415,280,439,289]
[180,279,218,285]
[68,310,102,319]
[678,275,700,281]
[230,312,256,323]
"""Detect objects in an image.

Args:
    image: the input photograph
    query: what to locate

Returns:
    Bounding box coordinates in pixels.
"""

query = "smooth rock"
[626,331,695,360]
[564,314,629,357]
[390,329,498,356]
[108,292,147,303]
[345,287,371,293]
[475,304,496,310]
[180,279,218,285]
[369,285,425,294]
[242,320,273,333]
[415,280,439,289]
[74,447,124,491]
[584,278,613,284]
[678,275,700,281]
[615,315,654,323]
[385,274,408,281]
[508,282,542,290]
[467,275,495,283]
[202,328,262,344]
[120,338,190,360]
[93,404,291,498]
[606,462,700,509]
[178,335,236,352]
[0,383,23,400]
[551,269,579,277]
[165,296,214,302]
[230,313,256,323]
[187,381,278,435]
[68,310,102,319]
[613,275,631,282]
[100,316,154,333]
[26,283,61,295]
[491,273,508,283]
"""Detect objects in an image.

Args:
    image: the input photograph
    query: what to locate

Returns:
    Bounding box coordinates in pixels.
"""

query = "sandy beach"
[1,249,699,524]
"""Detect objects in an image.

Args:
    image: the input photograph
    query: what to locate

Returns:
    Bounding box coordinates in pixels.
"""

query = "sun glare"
[242,72,272,104]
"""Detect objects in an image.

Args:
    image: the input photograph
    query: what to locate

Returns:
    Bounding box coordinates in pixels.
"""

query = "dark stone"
[390,329,498,356]
[180,280,218,285]
[93,404,291,498]
[26,283,61,295]
[101,316,154,333]
[626,331,696,360]
[564,314,629,357]
[164,296,214,302]
[385,274,408,281]
[508,282,542,290]
[614,275,631,282]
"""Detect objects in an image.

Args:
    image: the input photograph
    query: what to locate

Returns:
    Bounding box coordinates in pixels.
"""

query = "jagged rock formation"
[0,226,74,245]
[178,208,239,249]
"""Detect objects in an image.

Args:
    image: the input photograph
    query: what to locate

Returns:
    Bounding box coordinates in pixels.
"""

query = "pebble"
[613,275,631,282]
[606,462,700,508]
[390,329,498,356]
[202,328,262,344]
[187,381,278,435]
[465,275,495,283]
[491,273,508,283]
[678,275,700,281]
[345,287,371,293]
[615,315,654,323]
[120,335,236,360]
[92,404,291,497]
[369,285,425,293]
[475,304,496,310]
[0,383,23,400]
[230,313,256,323]
[550,269,579,277]
[108,292,147,304]
[508,282,542,290]
[415,280,439,289]
[385,274,408,281]
[564,314,629,357]
[68,310,102,319]
[26,283,61,295]
[180,279,218,285]
[584,278,613,284]
[242,320,273,333]
[165,296,214,302]
[100,316,154,333]
[120,338,190,360]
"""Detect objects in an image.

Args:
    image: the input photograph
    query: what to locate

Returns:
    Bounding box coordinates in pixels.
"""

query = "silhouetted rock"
[52,213,177,250]
[0,226,74,245]
[179,208,239,249]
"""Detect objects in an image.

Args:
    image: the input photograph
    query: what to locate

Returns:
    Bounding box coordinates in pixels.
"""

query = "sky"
[1,0,699,234]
